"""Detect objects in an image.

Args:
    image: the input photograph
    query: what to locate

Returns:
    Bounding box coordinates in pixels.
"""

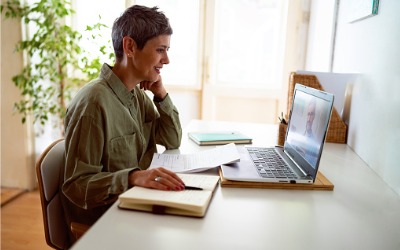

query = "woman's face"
[132,35,171,82]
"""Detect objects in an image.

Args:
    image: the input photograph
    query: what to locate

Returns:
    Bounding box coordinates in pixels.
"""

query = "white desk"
[72,120,400,250]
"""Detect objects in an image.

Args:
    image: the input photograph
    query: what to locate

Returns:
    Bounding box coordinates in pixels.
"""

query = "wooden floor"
[1,189,51,250]
[1,188,26,206]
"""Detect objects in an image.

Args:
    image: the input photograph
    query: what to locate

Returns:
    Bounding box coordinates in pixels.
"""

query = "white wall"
[335,0,400,195]
[307,0,400,195]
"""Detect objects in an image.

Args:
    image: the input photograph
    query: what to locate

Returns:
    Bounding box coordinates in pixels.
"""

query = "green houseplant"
[1,0,113,130]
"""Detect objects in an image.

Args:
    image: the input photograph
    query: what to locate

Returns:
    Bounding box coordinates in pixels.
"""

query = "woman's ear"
[123,36,137,57]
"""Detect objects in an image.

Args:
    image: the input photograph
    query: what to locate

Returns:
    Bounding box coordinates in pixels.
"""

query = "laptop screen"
[284,84,334,178]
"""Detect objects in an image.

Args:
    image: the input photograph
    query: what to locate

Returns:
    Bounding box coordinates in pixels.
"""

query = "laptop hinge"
[284,151,308,177]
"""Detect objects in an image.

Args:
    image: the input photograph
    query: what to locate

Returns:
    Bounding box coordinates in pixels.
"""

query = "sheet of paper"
[150,143,240,173]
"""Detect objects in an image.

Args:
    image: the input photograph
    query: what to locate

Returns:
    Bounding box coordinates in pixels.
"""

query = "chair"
[36,139,89,249]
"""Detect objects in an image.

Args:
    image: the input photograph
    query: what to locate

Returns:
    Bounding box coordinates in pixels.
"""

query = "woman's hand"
[140,75,167,101]
[128,167,185,191]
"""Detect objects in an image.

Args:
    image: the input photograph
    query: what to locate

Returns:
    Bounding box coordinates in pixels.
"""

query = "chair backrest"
[36,139,69,249]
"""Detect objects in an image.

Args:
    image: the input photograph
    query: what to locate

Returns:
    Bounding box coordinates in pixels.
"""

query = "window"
[73,0,288,89]
[212,0,285,89]
[134,0,286,90]
[72,0,125,63]
[71,0,309,125]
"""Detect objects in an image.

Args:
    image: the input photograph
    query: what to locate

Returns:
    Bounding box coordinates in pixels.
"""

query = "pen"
[184,185,203,190]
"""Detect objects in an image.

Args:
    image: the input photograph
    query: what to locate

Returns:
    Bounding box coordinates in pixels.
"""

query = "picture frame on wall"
[348,0,379,23]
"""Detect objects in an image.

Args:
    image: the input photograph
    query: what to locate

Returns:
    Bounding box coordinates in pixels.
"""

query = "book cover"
[188,132,252,146]
[118,174,220,217]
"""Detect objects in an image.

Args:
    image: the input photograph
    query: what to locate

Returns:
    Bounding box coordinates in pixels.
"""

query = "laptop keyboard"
[247,147,298,179]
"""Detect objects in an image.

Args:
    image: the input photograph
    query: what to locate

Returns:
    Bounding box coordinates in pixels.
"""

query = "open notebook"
[118,174,220,217]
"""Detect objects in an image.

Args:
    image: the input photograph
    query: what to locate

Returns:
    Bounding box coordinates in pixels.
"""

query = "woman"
[61,5,184,244]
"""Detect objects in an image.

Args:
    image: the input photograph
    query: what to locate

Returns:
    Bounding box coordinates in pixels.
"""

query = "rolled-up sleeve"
[153,94,182,149]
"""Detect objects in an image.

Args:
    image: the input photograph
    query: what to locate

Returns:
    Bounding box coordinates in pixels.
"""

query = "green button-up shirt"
[61,64,182,226]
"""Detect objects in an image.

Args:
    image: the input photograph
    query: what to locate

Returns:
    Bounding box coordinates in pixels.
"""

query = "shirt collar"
[100,63,134,106]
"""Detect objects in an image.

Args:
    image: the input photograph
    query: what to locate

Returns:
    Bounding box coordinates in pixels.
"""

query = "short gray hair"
[111,5,173,62]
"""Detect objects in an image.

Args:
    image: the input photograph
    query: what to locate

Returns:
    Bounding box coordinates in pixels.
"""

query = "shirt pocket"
[109,134,139,171]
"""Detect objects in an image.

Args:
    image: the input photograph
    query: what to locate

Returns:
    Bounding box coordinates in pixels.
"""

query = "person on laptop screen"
[286,91,331,168]
[305,99,317,139]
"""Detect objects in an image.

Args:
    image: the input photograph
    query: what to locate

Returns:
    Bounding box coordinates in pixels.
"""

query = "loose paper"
[150,143,240,173]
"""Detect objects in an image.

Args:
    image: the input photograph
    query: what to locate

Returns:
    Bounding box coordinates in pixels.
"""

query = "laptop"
[221,84,334,184]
